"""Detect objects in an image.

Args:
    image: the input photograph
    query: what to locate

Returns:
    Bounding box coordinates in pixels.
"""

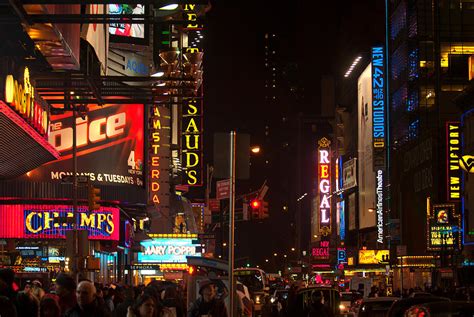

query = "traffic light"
[250,199,261,220]
[88,185,100,211]
[261,200,269,219]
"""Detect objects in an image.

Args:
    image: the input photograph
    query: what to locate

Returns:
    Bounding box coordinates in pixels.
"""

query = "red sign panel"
[216,179,230,200]
[312,240,330,260]
[26,104,144,187]
[209,199,220,212]
[0,204,119,240]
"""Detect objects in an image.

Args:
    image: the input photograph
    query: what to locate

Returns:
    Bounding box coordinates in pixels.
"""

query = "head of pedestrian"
[76,280,96,309]
[199,279,217,303]
[311,290,324,305]
[54,273,76,298]
[131,294,156,317]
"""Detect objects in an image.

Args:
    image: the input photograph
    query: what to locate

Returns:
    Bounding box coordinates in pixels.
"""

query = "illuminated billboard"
[312,240,330,260]
[138,237,201,263]
[26,104,144,187]
[0,204,119,240]
[318,137,331,236]
[427,203,461,251]
[371,46,386,170]
[446,122,461,201]
[358,64,376,229]
[182,98,203,186]
[358,249,389,265]
[108,4,146,41]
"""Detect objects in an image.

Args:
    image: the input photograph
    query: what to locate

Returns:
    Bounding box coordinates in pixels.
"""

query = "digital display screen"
[108,4,145,39]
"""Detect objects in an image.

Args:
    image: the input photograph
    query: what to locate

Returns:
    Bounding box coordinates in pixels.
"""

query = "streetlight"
[273,253,278,257]
[251,146,261,154]
[291,247,296,252]
[265,259,269,262]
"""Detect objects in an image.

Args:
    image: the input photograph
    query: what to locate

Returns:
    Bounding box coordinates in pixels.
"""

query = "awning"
[0,101,59,179]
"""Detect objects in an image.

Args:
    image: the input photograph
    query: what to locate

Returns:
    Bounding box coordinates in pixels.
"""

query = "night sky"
[203,1,385,270]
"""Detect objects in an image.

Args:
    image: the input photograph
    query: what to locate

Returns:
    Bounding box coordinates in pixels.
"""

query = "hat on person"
[55,273,76,291]
[198,279,217,294]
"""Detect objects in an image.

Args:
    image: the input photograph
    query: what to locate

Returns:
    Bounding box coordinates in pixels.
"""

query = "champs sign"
[318,137,331,236]
[182,98,202,186]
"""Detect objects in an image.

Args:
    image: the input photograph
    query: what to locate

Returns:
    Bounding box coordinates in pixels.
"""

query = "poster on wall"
[25,104,144,187]
[358,64,376,229]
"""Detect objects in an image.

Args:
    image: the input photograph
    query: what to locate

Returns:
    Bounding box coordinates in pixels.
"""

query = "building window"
[408,119,420,140]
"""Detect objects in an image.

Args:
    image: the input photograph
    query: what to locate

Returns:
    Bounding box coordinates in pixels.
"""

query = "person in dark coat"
[187,279,228,317]
[65,280,111,317]
[54,273,77,316]
[307,291,333,317]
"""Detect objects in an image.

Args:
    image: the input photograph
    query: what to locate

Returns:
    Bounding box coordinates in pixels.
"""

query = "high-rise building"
[389,0,474,288]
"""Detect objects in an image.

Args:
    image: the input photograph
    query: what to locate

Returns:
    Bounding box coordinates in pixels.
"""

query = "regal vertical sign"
[318,137,331,236]
[446,122,461,201]
[182,98,202,186]
[372,46,386,245]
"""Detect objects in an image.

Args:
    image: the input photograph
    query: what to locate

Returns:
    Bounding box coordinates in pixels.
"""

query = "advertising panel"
[371,46,386,170]
[343,158,357,190]
[0,204,119,240]
[446,122,461,201]
[182,98,203,186]
[27,104,144,187]
[108,4,145,39]
[318,137,331,236]
[312,240,330,260]
[358,64,376,229]
[138,238,201,263]
[358,250,389,265]
[348,193,356,231]
[427,203,461,251]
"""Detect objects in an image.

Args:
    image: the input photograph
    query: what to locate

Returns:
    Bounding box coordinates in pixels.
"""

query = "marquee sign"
[427,203,461,251]
[371,46,386,170]
[318,137,331,236]
[4,67,50,136]
[446,122,461,201]
[138,237,201,263]
[312,240,330,260]
[0,204,119,240]
[182,98,203,186]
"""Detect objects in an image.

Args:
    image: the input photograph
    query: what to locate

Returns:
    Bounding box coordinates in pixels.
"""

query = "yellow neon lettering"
[185,118,199,133]
[25,212,42,234]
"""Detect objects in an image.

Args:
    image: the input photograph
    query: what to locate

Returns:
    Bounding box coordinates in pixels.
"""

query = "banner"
[26,104,144,187]
[343,158,357,190]
[358,250,389,264]
[0,204,119,240]
[358,64,376,229]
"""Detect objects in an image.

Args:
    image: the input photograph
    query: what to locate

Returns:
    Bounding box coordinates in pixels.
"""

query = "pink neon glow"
[0,204,119,240]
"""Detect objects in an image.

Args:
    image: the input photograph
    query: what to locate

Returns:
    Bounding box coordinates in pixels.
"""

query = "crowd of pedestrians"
[0,268,231,317]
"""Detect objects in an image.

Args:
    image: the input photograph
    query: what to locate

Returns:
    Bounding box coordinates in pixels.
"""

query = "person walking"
[54,273,76,316]
[187,279,227,317]
[65,280,111,317]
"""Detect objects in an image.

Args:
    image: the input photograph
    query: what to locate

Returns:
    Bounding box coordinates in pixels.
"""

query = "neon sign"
[371,46,386,170]
[312,240,330,260]
[182,98,202,186]
[446,122,461,201]
[318,137,331,236]
[138,238,201,263]
[149,105,164,204]
[4,67,49,136]
[0,205,119,240]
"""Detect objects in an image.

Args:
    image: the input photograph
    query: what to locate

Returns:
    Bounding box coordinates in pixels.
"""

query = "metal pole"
[72,107,79,282]
[229,131,236,317]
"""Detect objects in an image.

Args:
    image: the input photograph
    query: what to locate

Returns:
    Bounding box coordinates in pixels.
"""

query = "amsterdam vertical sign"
[148,105,171,222]
[372,46,386,245]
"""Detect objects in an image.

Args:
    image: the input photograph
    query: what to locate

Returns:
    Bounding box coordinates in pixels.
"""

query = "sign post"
[229,131,236,317]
